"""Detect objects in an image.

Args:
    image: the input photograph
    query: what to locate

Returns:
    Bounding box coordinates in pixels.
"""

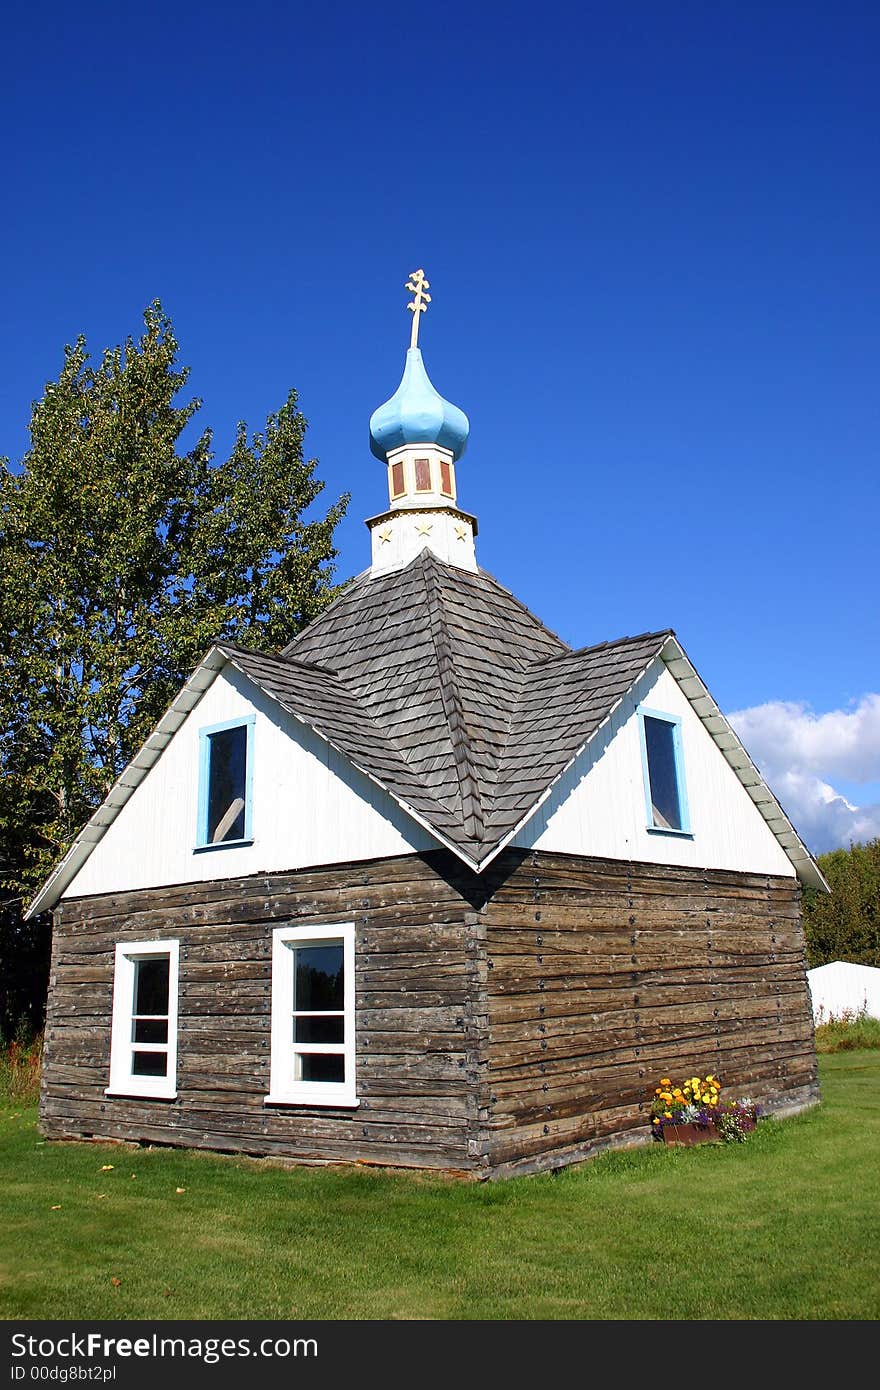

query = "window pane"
[134,957,170,1017]
[299,1053,345,1084]
[294,1015,344,1045]
[133,1018,169,1044]
[208,725,247,842]
[132,1051,168,1077]
[295,945,343,1011]
[644,717,682,830]
[440,460,453,495]
[391,461,405,497]
[414,458,431,490]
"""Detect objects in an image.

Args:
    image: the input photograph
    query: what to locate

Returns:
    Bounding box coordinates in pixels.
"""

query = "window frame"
[265,922,359,1109]
[106,939,180,1100]
[195,714,255,851]
[637,705,692,837]
[439,458,455,498]
[390,459,406,499]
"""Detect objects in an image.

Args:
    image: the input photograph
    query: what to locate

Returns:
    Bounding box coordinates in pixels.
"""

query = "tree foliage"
[0,303,349,916]
[0,892,51,1040]
[803,838,880,968]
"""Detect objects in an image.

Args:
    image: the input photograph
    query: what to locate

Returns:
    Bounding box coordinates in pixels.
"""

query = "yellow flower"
[660,1078,671,1087]
[664,1112,672,1119]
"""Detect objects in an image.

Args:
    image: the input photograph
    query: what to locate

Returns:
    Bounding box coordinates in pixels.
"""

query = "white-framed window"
[107,940,180,1100]
[265,922,358,1108]
[637,705,692,835]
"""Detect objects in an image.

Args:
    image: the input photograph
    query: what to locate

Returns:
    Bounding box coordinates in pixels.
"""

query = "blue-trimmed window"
[637,706,691,835]
[196,715,255,849]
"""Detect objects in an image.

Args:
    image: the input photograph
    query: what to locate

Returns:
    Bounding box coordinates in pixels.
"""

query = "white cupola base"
[367,505,478,576]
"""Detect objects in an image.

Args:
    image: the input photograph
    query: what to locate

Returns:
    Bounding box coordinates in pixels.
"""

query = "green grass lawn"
[2,1053,879,1321]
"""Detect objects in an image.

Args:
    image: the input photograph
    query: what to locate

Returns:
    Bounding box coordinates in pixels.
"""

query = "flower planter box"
[660,1121,718,1146]
[651,1075,759,1146]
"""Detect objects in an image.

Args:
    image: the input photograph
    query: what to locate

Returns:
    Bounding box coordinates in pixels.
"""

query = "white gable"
[63,664,435,901]
[514,658,796,879]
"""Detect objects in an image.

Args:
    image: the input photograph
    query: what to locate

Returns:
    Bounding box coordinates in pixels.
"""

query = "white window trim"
[106,939,180,1100]
[265,922,359,1109]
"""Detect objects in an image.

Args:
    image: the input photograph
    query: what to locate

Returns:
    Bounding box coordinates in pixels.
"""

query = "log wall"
[42,854,484,1171]
[41,849,819,1177]
[481,852,819,1176]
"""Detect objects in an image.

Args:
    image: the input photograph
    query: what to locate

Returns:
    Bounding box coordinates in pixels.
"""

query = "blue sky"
[1,1,878,852]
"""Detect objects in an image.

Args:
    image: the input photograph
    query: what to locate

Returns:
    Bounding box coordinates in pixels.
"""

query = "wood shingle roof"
[226,548,674,866]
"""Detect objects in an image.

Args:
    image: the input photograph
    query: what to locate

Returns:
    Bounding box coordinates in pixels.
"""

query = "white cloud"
[728,695,880,855]
[728,694,880,785]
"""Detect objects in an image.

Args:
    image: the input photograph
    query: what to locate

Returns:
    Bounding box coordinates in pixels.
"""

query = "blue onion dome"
[369,348,469,462]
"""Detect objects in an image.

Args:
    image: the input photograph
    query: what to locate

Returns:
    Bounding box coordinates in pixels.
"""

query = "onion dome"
[369,347,469,462]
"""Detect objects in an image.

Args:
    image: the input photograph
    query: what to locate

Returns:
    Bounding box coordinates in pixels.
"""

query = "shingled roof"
[27,546,827,918]
[254,548,673,864]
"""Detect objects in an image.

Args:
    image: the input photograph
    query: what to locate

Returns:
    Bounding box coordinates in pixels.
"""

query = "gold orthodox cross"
[406,268,431,348]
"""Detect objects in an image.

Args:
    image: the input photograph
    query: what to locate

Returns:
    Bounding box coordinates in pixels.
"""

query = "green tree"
[803,838,880,968]
[0,302,349,917]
